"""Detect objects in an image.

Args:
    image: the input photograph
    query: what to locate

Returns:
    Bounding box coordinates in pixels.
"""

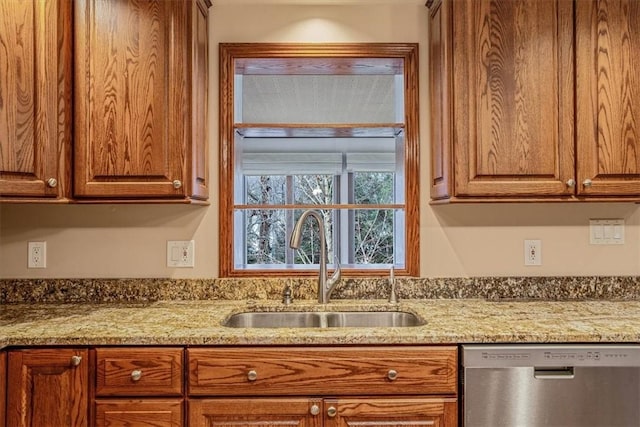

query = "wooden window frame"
[219,43,419,277]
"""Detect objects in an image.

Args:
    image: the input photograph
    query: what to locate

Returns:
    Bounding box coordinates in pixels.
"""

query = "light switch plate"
[167,240,195,267]
[590,219,624,245]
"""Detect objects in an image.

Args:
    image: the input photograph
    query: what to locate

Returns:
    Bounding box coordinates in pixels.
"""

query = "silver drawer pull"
[310,404,320,416]
[247,370,258,381]
[70,355,82,366]
[327,406,337,418]
[131,370,143,381]
[387,369,398,380]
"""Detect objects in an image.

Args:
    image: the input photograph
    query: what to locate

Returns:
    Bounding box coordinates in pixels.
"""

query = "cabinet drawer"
[96,347,183,396]
[188,346,457,396]
[95,399,183,427]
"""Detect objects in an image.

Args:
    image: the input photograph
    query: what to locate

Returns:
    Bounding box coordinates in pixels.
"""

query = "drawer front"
[95,399,183,427]
[96,347,183,396]
[188,346,457,396]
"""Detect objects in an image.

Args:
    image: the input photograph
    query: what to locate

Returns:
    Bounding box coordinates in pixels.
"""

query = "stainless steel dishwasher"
[462,344,640,427]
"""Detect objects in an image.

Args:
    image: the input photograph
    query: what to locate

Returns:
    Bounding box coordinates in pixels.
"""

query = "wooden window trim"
[219,43,419,277]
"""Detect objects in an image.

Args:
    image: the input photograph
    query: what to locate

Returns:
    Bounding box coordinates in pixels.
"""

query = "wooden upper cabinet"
[0,0,72,200]
[447,0,576,199]
[7,348,89,427]
[74,0,210,201]
[429,0,640,202]
[576,0,640,197]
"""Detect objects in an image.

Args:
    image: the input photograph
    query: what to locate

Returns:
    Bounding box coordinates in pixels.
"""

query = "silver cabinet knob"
[70,355,82,366]
[583,179,593,187]
[327,406,337,418]
[131,370,142,382]
[566,178,576,188]
[310,404,320,416]
[387,369,398,380]
[247,370,258,381]
[172,180,182,189]
[47,178,58,188]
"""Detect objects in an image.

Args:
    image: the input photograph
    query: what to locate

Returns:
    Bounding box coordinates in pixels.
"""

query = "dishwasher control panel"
[462,344,640,368]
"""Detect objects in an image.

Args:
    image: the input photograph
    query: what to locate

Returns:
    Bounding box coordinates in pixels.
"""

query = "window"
[220,44,419,277]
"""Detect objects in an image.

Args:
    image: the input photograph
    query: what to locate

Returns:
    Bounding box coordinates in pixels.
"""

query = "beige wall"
[1,3,639,279]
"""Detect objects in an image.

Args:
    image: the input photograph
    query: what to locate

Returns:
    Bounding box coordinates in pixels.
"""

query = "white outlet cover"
[28,241,47,268]
[524,239,542,266]
[167,240,195,267]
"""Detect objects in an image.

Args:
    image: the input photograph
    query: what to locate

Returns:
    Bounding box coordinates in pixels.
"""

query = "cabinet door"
[452,0,575,198]
[0,0,71,199]
[429,0,453,200]
[74,0,189,199]
[7,348,88,427]
[95,399,183,427]
[576,0,640,197]
[189,398,322,427]
[189,0,210,200]
[324,398,457,427]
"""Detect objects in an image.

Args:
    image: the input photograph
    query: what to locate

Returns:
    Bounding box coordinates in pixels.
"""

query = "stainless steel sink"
[223,311,423,328]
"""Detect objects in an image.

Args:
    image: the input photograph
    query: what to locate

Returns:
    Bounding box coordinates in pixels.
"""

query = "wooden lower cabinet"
[93,347,185,426]
[95,399,183,427]
[189,398,321,427]
[326,397,457,427]
[1,345,458,427]
[188,397,456,427]
[6,348,89,427]
[187,346,458,427]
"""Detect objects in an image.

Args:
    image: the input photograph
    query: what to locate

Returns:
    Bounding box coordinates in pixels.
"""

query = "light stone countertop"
[1,299,639,347]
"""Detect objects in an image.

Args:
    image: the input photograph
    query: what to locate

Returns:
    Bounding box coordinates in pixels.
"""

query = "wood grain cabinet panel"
[450,0,575,198]
[74,0,210,201]
[0,0,72,200]
[188,347,457,426]
[188,346,457,396]
[428,0,640,202]
[324,397,457,427]
[6,348,89,427]
[189,398,322,427]
[95,399,183,427]
[576,0,640,196]
[95,347,183,396]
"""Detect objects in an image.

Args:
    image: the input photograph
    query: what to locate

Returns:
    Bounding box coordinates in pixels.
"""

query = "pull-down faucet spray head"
[289,209,341,304]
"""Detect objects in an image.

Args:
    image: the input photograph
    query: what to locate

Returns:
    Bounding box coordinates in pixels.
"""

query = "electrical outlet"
[167,240,195,267]
[524,239,542,266]
[28,241,47,268]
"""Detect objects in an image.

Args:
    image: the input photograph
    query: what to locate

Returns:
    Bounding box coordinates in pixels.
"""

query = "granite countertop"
[2,298,640,347]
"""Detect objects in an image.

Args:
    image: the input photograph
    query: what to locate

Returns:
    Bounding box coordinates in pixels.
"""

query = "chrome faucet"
[289,209,341,304]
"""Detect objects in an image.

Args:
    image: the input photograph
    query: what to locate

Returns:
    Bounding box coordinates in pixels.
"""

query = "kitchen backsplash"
[0,276,639,304]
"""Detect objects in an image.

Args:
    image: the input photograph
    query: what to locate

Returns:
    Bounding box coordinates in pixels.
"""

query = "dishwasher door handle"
[534,367,575,379]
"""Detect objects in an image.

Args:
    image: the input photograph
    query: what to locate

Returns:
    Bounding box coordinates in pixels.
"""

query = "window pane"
[354,209,394,264]
[294,175,334,204]
[354,172,394,204]
[245,175,286,205]
[241,74,401,124]
[243,208,287,264]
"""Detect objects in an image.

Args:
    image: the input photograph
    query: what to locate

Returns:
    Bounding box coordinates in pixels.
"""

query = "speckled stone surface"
[1,299,640,347]
[1,277,639,348]
[1,276,639,303]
